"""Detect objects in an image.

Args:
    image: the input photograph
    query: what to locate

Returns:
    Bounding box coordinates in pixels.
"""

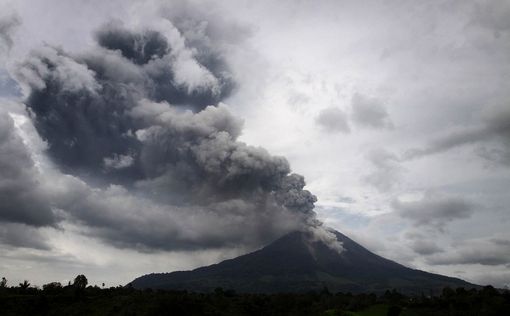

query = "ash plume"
[10,19,341,252]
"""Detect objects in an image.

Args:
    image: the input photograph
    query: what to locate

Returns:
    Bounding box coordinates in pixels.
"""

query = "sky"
[0,0,509,288]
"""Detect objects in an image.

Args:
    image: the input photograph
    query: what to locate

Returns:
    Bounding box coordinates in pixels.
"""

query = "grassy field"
[324,304,390,316]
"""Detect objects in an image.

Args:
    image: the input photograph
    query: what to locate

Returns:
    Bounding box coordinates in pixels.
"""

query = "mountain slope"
[131,230,476,294]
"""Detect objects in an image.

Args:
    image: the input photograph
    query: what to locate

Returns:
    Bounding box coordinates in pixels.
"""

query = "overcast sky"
[1,0,509,289]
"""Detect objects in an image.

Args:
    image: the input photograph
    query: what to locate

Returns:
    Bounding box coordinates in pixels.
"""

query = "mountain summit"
[131,230,475,294]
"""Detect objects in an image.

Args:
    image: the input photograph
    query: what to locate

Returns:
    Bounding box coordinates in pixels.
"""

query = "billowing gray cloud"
[315,106,350,133]
[351,93,392,129]
[95,25,169,66]
[59,183,307,251]
[0,109,55,227]
[16,45,142,182]
[47,99,324,251]
[95,22,235,110]
[0,223,50,250]
[393,193,475,230]
[6,18,339,253]
[14,19,235,181]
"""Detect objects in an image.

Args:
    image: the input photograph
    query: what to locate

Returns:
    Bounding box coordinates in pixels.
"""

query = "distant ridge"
[131,230,477,294]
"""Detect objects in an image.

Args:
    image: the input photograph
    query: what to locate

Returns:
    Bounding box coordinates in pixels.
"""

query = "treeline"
[0,275,509,315]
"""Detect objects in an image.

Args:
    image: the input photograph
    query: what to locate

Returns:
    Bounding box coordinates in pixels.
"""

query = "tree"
[73,274,88,289]
[43,282,62,292]
[19,280,30,290]
[0,277,6,288]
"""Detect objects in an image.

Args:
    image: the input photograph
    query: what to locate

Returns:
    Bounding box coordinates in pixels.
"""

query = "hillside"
[131,230,476,294]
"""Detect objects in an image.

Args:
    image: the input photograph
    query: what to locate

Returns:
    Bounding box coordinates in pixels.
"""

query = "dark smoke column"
[14,20,342,252]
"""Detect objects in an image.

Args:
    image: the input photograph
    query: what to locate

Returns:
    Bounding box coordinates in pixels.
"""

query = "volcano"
[131,230,476,294]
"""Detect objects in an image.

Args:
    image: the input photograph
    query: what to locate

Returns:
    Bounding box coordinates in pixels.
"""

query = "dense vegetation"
[1,275,509,315]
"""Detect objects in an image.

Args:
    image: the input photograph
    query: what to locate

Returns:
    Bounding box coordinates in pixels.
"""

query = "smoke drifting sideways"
[8,19,342,253]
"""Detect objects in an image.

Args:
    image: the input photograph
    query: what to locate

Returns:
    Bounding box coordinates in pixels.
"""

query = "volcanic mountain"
[131,230,476,294]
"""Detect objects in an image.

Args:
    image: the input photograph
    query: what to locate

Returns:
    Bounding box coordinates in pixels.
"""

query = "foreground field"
[0,280,509,316]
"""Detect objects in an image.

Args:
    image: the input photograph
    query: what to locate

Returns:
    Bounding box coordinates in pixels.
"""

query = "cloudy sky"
[1,0,509,288]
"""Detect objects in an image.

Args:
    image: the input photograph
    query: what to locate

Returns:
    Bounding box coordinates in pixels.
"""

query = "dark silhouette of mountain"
[131,230,477,294]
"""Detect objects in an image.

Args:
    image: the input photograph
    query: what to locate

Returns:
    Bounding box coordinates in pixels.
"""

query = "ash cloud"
[95,22,235,110]
[6,17,339,252]
[15,19,235,181]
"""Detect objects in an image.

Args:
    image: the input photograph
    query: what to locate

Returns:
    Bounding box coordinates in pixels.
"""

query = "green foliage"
[73,275,88,289]
[19,280,30,290]
[43,282,63,292]
[0,278,508,316]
